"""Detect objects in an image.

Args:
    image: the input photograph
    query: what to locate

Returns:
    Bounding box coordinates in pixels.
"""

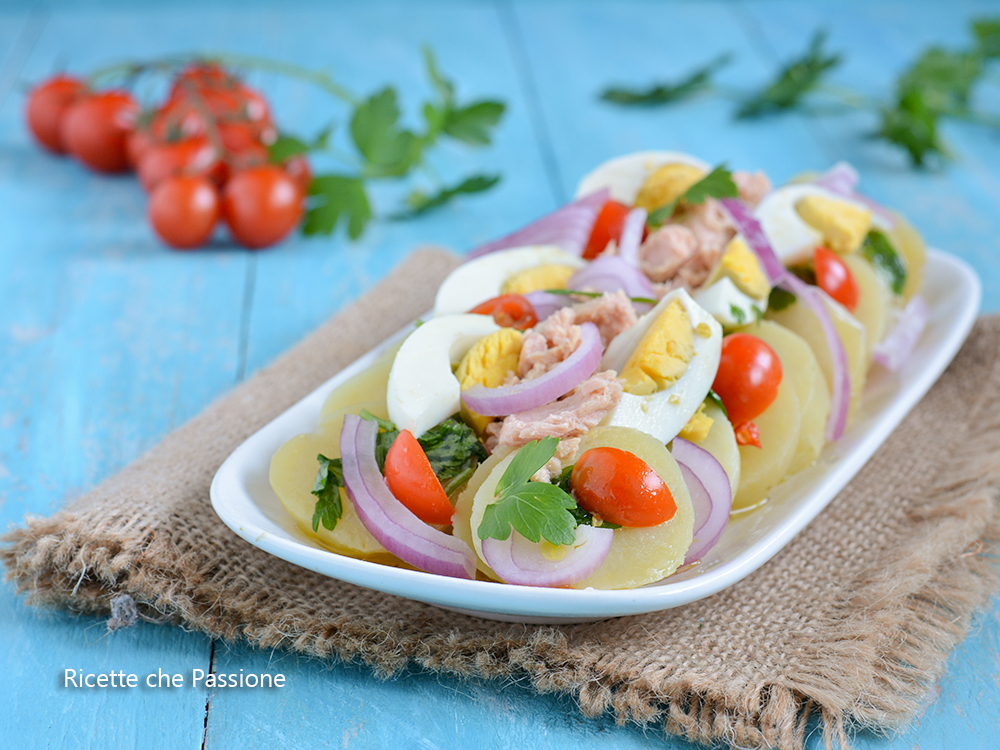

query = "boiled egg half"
[574,150,710,205]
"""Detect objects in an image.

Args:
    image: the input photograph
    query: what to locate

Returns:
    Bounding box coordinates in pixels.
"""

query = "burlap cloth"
[3,249,999,749]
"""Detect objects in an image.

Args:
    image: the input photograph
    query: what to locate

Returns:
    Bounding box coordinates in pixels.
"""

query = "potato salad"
[270,152,929,589]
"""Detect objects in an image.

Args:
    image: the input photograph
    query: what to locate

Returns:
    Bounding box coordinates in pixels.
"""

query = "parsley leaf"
[304,174,372,239]
[768,286,797,312]
[600,53,732,106]
[443,101,506,146]
[478,437,579,546]
[897,47,983,114]
[647,164,738,227]
[729,303,747,326]
[268,124,333,163]
[736,30,841,119]
[394,173,501,219]
[311,454,344,532]
[705,390,729,420]
[973,17,1000,58]
[876,88,948,167]
[359,409,398,473]
[861,230,907,295]
[416,417,489,498]
[350,87,420,178]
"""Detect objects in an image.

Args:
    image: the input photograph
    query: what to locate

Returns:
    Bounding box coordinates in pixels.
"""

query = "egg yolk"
[714,237,771,300]
[678,402,714,442]
[455,328,523,434]
[795,195,872,254]
[634,163,705,213]
[618,298,695,396]
[501,263,577,295]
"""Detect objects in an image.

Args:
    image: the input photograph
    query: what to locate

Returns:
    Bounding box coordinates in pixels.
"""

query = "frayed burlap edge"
[3,250,1000,750]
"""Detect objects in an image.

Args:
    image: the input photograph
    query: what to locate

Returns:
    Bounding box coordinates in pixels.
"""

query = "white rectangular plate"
[211,250,980,623]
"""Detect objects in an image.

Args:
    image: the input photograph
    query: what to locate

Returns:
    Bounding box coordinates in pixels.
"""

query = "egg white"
[433,245,587,317]
[574,150,711,204]
[600,289,722,443]
[386,314,500,437]
[694,277,766,329]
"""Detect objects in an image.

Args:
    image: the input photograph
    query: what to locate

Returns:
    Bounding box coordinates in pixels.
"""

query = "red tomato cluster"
[25,64,309,251]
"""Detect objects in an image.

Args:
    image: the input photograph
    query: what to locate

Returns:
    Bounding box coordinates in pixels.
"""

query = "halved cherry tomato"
[137,137,220,192]
[25,75,88,154]
[570,447,676,527]
[712,333,783,426]
[222,164,303,249]
[468,294,538,330]
[383,429,453,525]
[583,200,647,260]
[148,175,220,250]
[60,90,138,172]
[814,246,860,312]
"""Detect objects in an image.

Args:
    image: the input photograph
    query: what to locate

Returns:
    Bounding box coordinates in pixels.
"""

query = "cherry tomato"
[468,294,538,330]
[711,333,783,426]
[583,200,647,260]
[25,75,88,154]
[570,447,676,527]
[137,137,220,192]
[126,127,157,169]
[733,421,762,448]
[814,246,860,312]
[284,154,312,195]
[383,429,453,525]
[168,63,232,101]
[222,165,303,249]
[148,175,220,249]
[60,91,138,172]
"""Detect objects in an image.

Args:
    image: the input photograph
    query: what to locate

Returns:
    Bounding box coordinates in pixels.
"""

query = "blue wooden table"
[2,1,999,747]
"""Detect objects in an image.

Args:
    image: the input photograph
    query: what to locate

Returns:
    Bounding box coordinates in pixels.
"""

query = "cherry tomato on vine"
[126,127,157,169]
[284,155,312,195]
[60,91,138,172]
[468,294,538,330]
[711,333,783,426]
[383,429,453,525]
[25,75,88,154]
[814,246,860,312]
[148,175,220,249]
[222,165,304,249]
[570,447,676,528]
[583,200,646,260]
[137,137,220,192]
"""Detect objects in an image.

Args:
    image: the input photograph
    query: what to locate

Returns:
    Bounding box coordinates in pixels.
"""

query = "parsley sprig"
[646,164,739,228]
[598,17,1000,168]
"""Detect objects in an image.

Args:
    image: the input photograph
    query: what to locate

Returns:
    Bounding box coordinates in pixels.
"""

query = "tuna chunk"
[518,308,581,380]
[485,371,624,481]
[571,291,637,346]
[733,170,772,208]
[639,224,698,282]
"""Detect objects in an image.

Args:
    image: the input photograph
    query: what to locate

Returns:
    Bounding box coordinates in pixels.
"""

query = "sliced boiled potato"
[887,211,926,302]
[270,402,399,564]
[740,321,830,474]
[732,372,801,511]
[697,401,740,497]
[841,253,893,363]
[573,427,693,589]
[319,341,401,424]
[452,447,512,581]
[766,292,867,420]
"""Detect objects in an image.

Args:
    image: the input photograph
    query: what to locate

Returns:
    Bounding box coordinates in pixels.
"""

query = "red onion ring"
[481,524,614,587]
[813,162,895,226]
[461,322,603,416]
[340,414,477,579]
[568,255,656,306]
[672,438,733,565]
[720,198,851,442]
[873,295,930,372]
[467,189,609,260]
[523,290,571,321]
[617,207,647,266]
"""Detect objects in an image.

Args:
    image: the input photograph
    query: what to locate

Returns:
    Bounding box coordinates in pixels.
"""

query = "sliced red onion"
[813,161,895,226]
[467,189,609,260]
[461,322,603,416]
[673,438,733,565]
[783,276,851,442]
[340,415,477,579]
[524,290,571,321]
[873,296,930,372]
[481,524,614,587]
[719,197,786,284]
[568,255,656,305]
[617,207,647,266]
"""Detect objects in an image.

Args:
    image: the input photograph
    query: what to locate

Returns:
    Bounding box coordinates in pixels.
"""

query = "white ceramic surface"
[211,250,980,623]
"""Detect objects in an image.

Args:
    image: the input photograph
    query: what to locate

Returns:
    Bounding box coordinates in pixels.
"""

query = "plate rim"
[211,249,981,623]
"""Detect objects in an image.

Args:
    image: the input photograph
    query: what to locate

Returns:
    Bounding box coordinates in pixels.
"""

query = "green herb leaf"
[443,100,506,146]
[861,230,907,295]
[350,87,420,177]
[416,417,489,498]
[569,504,622,530]
[647,164,739,227]
[600,53,732,106]
[768,286,797,312]
[543,288,659,305]
[423,45,454,105]
[359,409,398,473]
[395,173,501,219]
[268,124,333,163]
[897,47,983,114]
[736,30,841,119]
[305,174,372,239]
[705,390,729,420]
[972,17,1000,58]
[311,454,344,532]
[729,303,747,326]
[876,88,948,167]
[496,437,559,496]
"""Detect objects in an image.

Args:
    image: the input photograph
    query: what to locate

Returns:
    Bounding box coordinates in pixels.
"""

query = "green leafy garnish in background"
[477,437,579,546]
[646,164,739,227]
[597,17,1000,168]
[861,230,908,295]
[394,174,501,219]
